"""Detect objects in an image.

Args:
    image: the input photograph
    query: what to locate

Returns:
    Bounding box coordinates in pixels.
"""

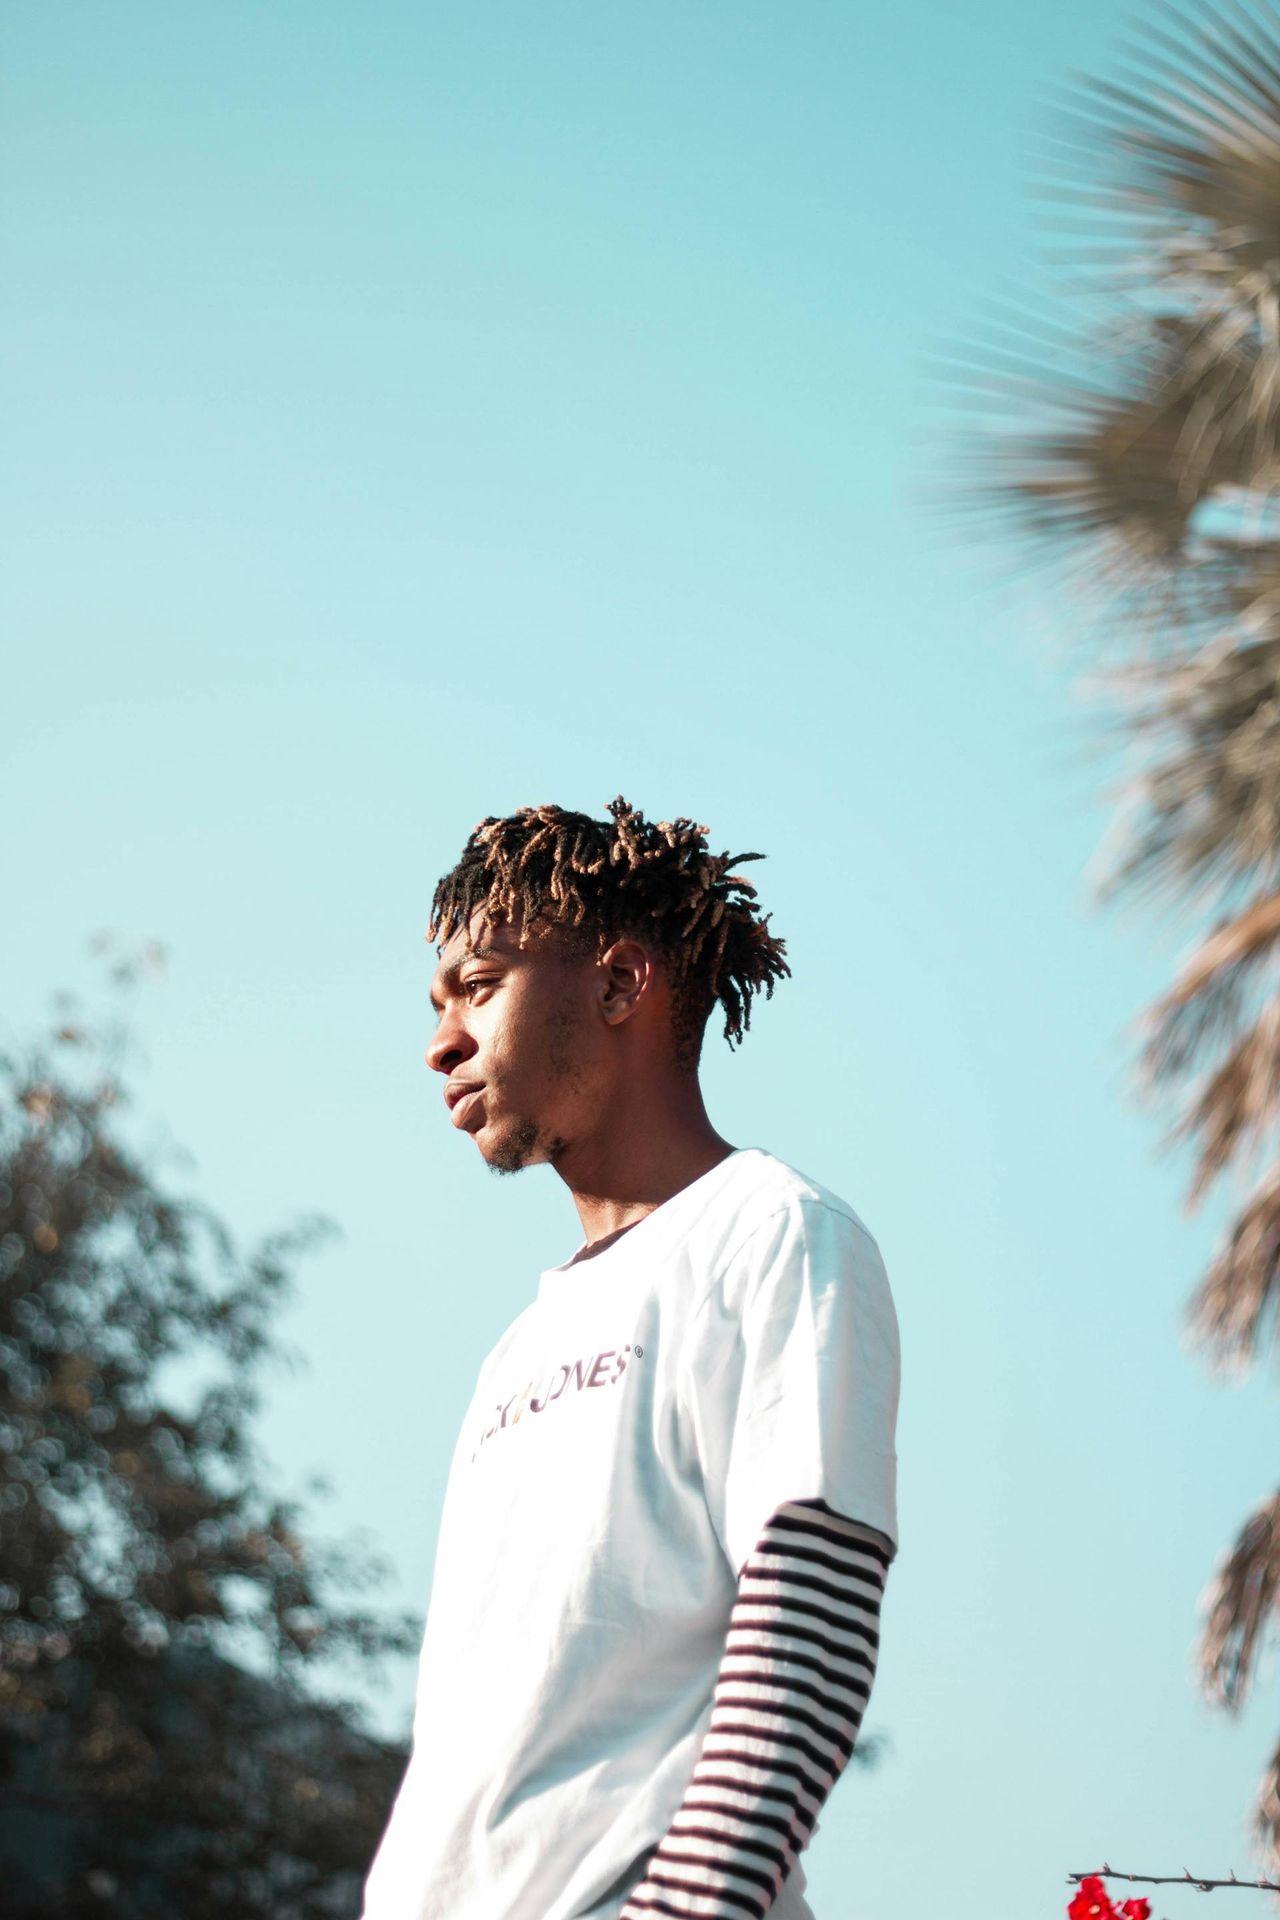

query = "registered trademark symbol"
[634,1344,643,1358]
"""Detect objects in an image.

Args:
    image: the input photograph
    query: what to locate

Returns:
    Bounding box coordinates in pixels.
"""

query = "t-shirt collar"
[539,1146,758,1289]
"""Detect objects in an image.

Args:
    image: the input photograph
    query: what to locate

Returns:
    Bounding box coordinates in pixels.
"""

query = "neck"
[555,1069,735,1250]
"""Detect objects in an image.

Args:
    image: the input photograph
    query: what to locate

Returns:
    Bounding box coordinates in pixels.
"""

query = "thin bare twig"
[1068,1863,1280,1892]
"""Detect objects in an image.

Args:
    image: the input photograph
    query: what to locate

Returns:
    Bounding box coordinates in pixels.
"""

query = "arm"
[621,1498,891,1920]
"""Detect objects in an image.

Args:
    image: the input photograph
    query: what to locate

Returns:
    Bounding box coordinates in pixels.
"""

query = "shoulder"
[690,1149,889,1310]
[716,1148,880,1254]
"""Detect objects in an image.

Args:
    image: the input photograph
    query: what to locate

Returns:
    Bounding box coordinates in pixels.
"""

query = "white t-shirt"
[361,1147,901,1920]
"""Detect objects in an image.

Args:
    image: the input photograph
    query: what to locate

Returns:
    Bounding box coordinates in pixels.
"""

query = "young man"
[361,797,901,1920]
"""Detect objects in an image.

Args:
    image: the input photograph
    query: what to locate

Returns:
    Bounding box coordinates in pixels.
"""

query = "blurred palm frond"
[937,0,1280,1874]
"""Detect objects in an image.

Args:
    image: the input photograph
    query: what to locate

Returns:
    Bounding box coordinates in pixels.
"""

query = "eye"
[462,974,497,1000]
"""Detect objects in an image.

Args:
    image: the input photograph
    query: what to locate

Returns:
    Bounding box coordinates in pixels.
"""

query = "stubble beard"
[487,1117,573,1175]
[485,995,581,1178]
[488,1117,543,1176]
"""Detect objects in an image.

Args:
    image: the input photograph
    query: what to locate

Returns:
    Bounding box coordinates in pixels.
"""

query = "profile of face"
[426,914,644,1174]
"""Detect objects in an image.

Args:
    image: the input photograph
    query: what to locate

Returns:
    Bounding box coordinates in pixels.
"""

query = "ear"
[596,938,654,1030]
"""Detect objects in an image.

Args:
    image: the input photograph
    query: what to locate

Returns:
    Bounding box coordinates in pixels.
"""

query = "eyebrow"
[429,943,504,1013]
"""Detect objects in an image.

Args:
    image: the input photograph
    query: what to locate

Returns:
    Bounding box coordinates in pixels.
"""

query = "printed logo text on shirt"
[471,1344,640,1461]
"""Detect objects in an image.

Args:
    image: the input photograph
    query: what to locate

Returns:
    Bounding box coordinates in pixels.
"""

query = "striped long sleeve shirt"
[619,1498,892,1920]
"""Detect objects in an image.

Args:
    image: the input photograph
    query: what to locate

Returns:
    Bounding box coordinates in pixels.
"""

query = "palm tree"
[944,0,1280,1872]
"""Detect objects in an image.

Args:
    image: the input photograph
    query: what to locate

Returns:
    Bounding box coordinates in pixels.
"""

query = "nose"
[425,1012,477,1079]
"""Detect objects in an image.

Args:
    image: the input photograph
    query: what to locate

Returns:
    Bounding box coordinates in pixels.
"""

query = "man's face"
[426,915,606,1174]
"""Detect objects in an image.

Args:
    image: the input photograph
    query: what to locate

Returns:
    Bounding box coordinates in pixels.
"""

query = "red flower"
[1118,1904,1151,1920]
[1068,1878,1117,1920]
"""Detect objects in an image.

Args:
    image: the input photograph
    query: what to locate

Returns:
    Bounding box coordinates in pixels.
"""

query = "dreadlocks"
[427,796,790,1068]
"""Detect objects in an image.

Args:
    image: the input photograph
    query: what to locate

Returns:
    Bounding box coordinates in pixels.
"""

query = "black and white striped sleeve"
[619,1498,892,1920]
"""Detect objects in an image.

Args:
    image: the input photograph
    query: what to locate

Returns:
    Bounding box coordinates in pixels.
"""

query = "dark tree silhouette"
[0,951,416,1918]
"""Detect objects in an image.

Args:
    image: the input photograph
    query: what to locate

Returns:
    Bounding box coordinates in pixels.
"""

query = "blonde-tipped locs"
[427,796,790,1064]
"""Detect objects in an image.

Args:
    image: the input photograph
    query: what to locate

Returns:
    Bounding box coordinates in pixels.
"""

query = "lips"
[444,1082,485,1130]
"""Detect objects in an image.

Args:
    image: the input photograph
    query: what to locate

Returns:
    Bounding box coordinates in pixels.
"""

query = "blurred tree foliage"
[942,0,1280,1872]
[0,949,416,1918]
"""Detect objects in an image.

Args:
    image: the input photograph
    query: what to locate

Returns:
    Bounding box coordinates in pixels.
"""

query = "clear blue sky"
[4,5,1277,1917]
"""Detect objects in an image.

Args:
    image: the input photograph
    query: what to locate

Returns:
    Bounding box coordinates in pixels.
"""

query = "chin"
[479,1116,544,1176]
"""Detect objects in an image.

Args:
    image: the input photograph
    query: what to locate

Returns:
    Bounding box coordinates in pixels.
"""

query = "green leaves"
[0,974,415,1918]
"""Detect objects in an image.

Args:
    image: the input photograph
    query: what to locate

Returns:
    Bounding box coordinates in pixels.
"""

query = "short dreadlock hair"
[427,796,790,1070]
